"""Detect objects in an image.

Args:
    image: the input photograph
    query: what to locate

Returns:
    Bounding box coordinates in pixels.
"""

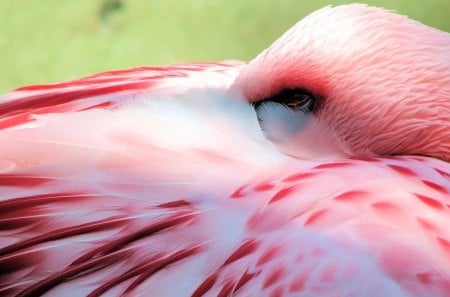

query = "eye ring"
[252,88,315,113]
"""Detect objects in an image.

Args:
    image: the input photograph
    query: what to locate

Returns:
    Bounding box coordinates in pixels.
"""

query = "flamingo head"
[234,4,450,161]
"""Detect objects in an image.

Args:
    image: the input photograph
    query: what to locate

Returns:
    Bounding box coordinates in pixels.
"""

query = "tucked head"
[234,4,450,161]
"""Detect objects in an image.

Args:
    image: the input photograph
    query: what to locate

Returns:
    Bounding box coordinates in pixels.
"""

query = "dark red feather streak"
[0,192,90,213]
[191,239,260,297]
[5,211,197,296]
[88,246,203,297]
[15,249,133,297]
[0,216,128,256]
[0,82,151,117]
[70,212,196,266]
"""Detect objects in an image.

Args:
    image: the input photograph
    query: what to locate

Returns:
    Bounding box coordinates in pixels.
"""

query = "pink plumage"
[0,4,449,297]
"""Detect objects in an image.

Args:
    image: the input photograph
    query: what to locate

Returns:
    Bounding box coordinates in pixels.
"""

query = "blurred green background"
[1,0,449,93]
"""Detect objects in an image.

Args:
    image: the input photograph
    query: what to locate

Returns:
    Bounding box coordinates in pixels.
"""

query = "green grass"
[1,0,449,93]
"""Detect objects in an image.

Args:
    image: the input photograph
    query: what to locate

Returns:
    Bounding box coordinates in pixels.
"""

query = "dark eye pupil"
[252,88,315,113]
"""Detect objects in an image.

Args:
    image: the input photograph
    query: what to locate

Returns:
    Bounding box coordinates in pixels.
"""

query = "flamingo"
[0,4,449,297]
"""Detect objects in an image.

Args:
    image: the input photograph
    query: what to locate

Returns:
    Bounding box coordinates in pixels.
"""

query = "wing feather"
[0,61,243,129]
[0,62,449,296]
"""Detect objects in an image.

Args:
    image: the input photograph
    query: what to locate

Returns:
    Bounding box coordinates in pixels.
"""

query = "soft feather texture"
[1,67,449,297]
[0,4,449,297]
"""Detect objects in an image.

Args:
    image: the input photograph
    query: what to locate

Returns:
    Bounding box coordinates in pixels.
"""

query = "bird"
[0,4,449,297]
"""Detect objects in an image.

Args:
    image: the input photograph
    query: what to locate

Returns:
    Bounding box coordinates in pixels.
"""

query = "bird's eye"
[252,88,315,113]
[251,89,316,142]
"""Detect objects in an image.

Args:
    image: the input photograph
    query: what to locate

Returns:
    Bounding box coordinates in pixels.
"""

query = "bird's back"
[0,62,449,297]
